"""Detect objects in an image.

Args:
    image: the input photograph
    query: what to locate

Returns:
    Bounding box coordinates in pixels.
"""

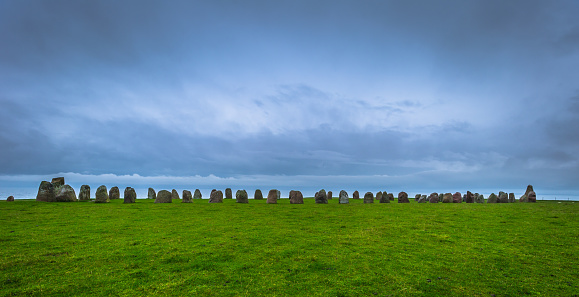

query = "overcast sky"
[1,0,578,194]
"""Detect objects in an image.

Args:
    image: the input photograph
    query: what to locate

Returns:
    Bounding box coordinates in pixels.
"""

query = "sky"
[1,0,579,196]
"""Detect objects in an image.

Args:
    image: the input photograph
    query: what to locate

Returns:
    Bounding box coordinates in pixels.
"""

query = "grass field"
[1,198,578,296]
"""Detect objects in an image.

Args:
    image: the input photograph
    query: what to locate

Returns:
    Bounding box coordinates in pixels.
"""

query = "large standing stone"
[7,196,14,201]
[266,189,278,204]
[155,190,172,203]
[442,193,453,203]
[182,190,193,203]
[36,181,56,202]
[498,192,509,203]
[193,189,202,199]
[363,192,374,203]
[525,185,534,197]
[148,188,156,200]
[289,190,304,204]
[236,190,249,203]
[171,189,179,199]
[438,193,444,202]
[79,185,90,201]
[377,191,383,201]
[465,191,474,203]
[487,193,498,203]
[353,191,360,199]
[452,192,462,203]
[109,187,120,200]
[387,193,394,201]
[398,192,410,203]
[225,188,233,199]
[124,187,137,203]
[339,190,349,204]
[55,185,77,202]
[476,194,485,203]
[327,191,333,200]
[95,185,109,203]
[380,191,390,203]
[428,192,439,203]
[520,185,536,202]
[418,195,428,203]
[527,191,537,203]
[315,189,328,204]
[51,177,65,187]
[254,189,263,200]
[209,190,223,203]
[509,193,515,203]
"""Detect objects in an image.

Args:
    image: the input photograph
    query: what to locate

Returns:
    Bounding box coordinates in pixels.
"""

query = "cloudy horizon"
[1,0,579,197]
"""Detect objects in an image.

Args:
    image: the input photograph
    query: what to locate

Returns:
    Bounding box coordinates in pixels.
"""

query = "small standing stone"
[194,189,202,199]
[236,190,249,203]
[339,190,349,204]
[36,181,56,202]
[377,191,383,201]
[442,193,453,203]
[487,193,498,203]
[387,193,394,201]
[465,191,474,203]
[509,193,515,203]
[380,191,390,203]
[182,190,193,203]
[209,190,223,203]
[95,185,109,203]
[51,177,65,187]
[171,189,180,199]
[498,192,509,203]
[148,188,156,199]
[109,187,120,200]
[363,192,374,203]
[254,189,263,200]
[124,187,137,203]
[7,196,14,201]
[155,190,172,203]
[414,194,421,201]
[398,192,410,203]
[428,193,439,203]
[452,192,462,203]
[527,191,537,203]
[353,191,360,199]
[438,193,444,202]
[289,190,304,204]
[417,195,427,203]
[55,185,78,202]
[277,190,281,200]
[266,189,278,204]
[327,191,333,200]
[79,185,91,201]
[225,188,233,199]
[476,194,485,203]
[315,189,328,204]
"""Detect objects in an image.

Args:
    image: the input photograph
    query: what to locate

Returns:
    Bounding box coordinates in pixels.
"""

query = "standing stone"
[236,190,249,203]
[380,191,390,203]
[51,177,65,188]
[414,194,421,201]
[462,194,467,202]
[327,191,333,200]
[289,190,304,204]
[509,193,515,203]
[182,190,193,203]
[95,185,109,203]
[524,185,534,197]
[315,189,328,204]
[377,191,383,201]
[428,193,439,203]
[498,192,509,203]
[209,190,223,203]
[55,185,77,202]
[124,187,137,203]
[225,188,233,199]
[452,192,462,203]
[109,187,120,200]
[193,189,202,199]
[527,191,537,203]
[36,181,56,202]
[277,190,281,200]
[387,193,394,201]
[7,196,14,201]
[79,185,90,201]
[266,189,278,204]
[417,195,427,203]
[254,189,263,200]
[476,194,485,203]
[339,190,349,204]
[155,190,172,203]
[442,193,453,203]
[438,193,444,202]
[520,185,535,202]
[465,191,474,203]
[148,188,156,200]
[487,193,498,203]
[363,192,374,203]
[171,189,180,199]
[353,191,360,199]
[398,192,410,203]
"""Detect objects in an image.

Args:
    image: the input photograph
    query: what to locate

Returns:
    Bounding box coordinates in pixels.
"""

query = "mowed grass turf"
[1,198,578,296]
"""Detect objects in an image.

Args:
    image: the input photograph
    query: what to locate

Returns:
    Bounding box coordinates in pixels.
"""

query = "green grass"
[1,198,578,296]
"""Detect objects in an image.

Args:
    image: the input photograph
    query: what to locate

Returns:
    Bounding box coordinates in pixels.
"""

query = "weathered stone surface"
[289,190,304,204]
[55,185,77,202]
[363,192,374,203]
[519,194,528,202]
[108,187,120,200]
[254,189,263,200]
[277,190,281,200]
[387,193,394,201]
[525,185,534,197]
[417,195,427,203]
[266,189,278,204]
[527,191,537,203]
[124,187,137,203]
[380,191,390,203]
[377,191,383,201]
[95,185,109,203]
[465,191,474,203]
[453,192,462,203]
[51,177,65,187]
[487,193,498,203]
[236,190,249,203]
[225,188,233,199]
[339,190,349,204]
[428,192,439,203]
[148,188,156,199]
[155,190,172,203]
[36,181,56,202]
[476,194,484,203]
[398,192,410,203]
[182,190,193,203]
[327,191,333,200]
[462,194,467,202]
[79,185,90,201]
[171,189,179,199]
[315,189,328,204]
[209,190,223,203]
[194,189,202,199]
[353,191,360,199]
[442,193,453,203]
[498,192,509,203]
[438,193,444,202]
[520,185,535,202]
[509,193,515,203]
[7,196,14,201]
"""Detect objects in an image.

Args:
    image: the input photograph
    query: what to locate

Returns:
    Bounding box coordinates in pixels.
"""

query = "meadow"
[1,198,577,296]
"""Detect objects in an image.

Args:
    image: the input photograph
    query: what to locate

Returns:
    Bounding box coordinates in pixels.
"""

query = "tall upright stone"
[109,187,120,200]
[95,185,109,203]
[520,185,535,202]
[36,181,56,202]
[171,189,179,199]
[209,190,223,203]
[428,192,439,203]
[315,189,328,204]
[327,191,333,200]
[414,194,421,201]
[277,190,281,200]
[7,196,14,201]
[438,193,444,202]
[266,189,278,204]
[289,190,304,204]
[527,191,537,203]
[182,190,193,203]
[398,192,410,203]
[353,191,360,199]
[442,193,453,203]
[236,190,249,203]
[148,188,156,200]
[465,191,474,203]
[339,190,349,204]
[79,185,90,201]
[498,192,509,203]
[254,189,263,200]
[155,190,172,203]
[377,191,383,201]
[387,193,394,201]
[225,188,233,199]
[452,192,462,203]
[380,191,390,203]
[124,187,137,203]
[55,185,77,202]
[509,193,515,203]
[487,193,498,203]
[363,192,374,203]
[51,177,65,188]
[193,189,202,199]
[476,194,485,203]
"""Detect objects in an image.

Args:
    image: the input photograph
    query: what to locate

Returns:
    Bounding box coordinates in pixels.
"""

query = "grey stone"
[315,189,328,204]
[509,193,515,203]
[353,191,360,199]
[380,191,390,203]
[109,187,120,200]
[442,193,453,203]
[236,190,249,203]
[476,194,485,203]
[124,187,137,203]
[417,195,427,203]
[465,191,474,203]
[289,190,304,204]
[414,194,421,201]
[527,191,537,203]
[487,193,498,203]
[398,192,410,203]
[95,185,109,203]
[438,193,444,202]
[194,189,202,199]
[51,177,65,188]
[182,190,193,203]
[428,192,439,203]
[55,185,77,202]
[453,192,462,203]
[155,190,172,203]
[7,196,14,201]
[327,191,333,200]
[387,193,394,201]
[209,190,223,203]
[171,189,179,200]
[36,181,56,202]
[79,185,90,201]
[339,190,349,204]
[148,188,156,199]
[363,192,374,203]
[254,189,263,200]
[377,191,383,201]
[498,192,509,203]
[225,188,233,199]
[266,189,278,204]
